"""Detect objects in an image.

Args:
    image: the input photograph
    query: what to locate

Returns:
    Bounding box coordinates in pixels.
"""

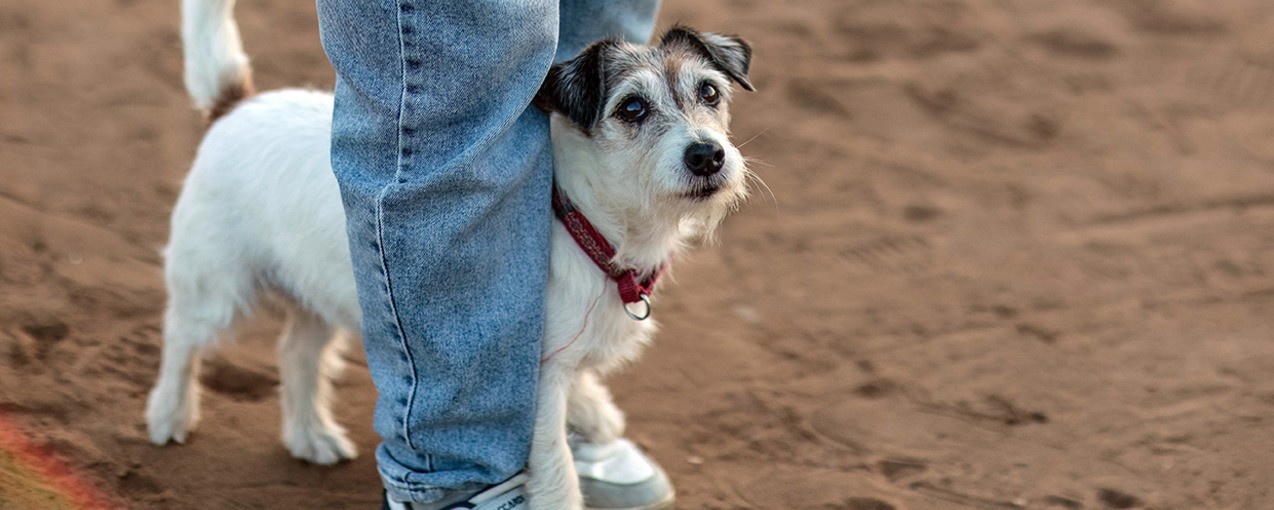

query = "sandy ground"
[4,0,1274,508]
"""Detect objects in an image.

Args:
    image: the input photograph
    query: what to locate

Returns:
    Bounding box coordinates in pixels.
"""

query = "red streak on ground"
[0,413,122,510]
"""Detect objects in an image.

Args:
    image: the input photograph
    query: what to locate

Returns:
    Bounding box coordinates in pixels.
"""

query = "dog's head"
[535,25,755,231]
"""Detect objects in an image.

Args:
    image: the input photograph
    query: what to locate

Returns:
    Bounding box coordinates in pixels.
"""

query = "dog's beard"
[657,177,747,243]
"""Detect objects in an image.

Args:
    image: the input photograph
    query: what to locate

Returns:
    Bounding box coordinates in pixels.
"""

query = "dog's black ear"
[534,40,618,131]
[660,25,755,92]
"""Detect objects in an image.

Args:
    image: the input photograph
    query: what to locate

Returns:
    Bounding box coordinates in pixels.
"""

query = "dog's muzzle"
[683,141,725,176]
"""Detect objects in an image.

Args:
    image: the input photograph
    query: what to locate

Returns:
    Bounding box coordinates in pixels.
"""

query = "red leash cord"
[541,288,604,364]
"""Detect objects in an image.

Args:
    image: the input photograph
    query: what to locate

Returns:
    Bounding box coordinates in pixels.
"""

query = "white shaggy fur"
[147,2,751,508]
[146,90,360,464]
[181,0,251,111]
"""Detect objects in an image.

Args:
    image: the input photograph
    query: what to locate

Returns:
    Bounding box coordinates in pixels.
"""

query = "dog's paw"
[574,405,626,446]
[147,414,196,445]
[283,423,357,465]
[145,388,200,445]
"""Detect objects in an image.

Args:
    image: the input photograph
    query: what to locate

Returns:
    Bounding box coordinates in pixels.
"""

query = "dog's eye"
[616,97,648,123]
[699,82,720,106]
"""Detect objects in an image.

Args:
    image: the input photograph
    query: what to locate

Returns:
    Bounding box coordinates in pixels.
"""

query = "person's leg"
[316,0,557,503]
[556,0,661,61]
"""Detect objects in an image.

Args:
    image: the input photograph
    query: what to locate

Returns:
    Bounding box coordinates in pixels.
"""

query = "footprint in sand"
[1115,0,1227,36]
[1024,28,1118,59]
[903,84,1062,149]
[21,319,69,344]
[843,497,897,510]
[1097,487,1143,509]
[10,319,70,365]
[198,357,278,402]
[787,78,852,119]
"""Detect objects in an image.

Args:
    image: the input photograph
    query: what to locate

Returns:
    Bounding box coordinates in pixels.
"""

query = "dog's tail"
[182,0,253,122]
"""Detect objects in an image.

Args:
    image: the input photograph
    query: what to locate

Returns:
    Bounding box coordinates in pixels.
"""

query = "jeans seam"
[379,0,421,465]
[372,193,418,451]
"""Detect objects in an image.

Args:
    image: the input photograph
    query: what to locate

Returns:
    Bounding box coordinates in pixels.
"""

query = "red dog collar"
[552,186,666,320]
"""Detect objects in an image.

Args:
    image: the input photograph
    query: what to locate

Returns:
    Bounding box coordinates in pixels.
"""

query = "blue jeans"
[315,0,658,503]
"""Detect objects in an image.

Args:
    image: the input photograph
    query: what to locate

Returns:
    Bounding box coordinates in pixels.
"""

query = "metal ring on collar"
[623,294,652,321]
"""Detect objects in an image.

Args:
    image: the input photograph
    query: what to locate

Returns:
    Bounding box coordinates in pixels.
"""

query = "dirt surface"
[4,0,1274,508]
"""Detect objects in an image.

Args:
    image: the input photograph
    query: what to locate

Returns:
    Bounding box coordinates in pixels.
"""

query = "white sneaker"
[573,438,675,510]
[384,473,528,510]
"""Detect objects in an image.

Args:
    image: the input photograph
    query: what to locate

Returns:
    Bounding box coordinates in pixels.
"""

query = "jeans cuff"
[381,475,491,505]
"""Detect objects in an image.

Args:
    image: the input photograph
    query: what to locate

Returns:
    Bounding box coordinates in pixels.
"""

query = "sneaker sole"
[585,491,675,510]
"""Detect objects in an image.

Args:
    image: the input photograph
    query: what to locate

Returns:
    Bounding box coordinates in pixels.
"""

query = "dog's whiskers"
[744,157,775,168]
[741,160,778,211]
[734,127,771,149]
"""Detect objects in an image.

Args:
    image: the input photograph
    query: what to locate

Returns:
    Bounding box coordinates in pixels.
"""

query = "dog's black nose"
[684,142,725,176]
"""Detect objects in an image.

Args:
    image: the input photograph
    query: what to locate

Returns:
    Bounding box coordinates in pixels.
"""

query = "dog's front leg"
[567,370,625,445]
[528,360,582,510]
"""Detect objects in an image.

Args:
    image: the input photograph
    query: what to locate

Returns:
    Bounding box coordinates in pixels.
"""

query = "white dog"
[145,1,754,508]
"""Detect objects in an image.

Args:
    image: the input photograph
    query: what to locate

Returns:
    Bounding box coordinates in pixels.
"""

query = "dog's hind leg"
[277,305,356,465]
[147,225,259,445]
[146,294,237,445]
[567,370,625,446]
